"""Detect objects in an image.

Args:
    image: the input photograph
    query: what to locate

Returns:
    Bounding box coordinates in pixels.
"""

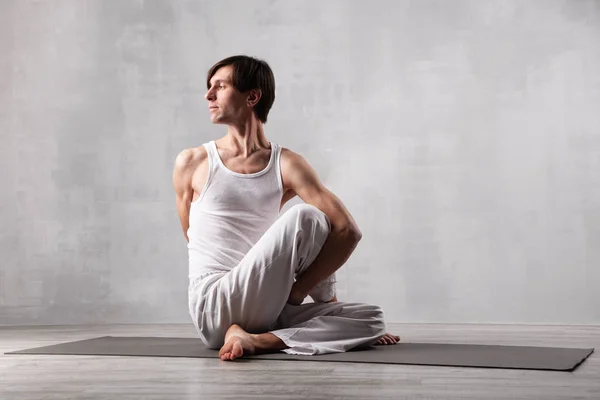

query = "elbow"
[335,224,362,243]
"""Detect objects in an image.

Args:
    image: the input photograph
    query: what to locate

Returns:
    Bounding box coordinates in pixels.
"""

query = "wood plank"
[1,323,599,399]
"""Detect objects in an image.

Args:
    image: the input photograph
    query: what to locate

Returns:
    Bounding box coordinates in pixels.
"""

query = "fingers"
[386,333,400,342]
[376,333,402,345]
[378,333,400,344]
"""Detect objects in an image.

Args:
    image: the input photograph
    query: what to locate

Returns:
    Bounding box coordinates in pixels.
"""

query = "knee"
[197,322,226,350]
[368,305,387,336]
[201,333,224,350]
[290,203,331,232]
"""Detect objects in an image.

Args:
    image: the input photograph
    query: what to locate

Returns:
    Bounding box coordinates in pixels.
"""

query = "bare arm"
[281,149,362,298]
[172,149,196,243]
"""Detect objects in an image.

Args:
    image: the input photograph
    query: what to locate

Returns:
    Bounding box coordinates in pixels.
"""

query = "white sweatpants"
[188,204,387,355]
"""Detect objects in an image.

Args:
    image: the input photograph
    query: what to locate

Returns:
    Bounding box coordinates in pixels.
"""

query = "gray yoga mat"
[6,336,594,371]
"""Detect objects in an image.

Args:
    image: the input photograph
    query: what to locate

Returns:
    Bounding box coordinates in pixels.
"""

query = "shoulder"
[279,147,320,190]
[173,146,209,184]
[280,147,310,170]
[174,145,208,170]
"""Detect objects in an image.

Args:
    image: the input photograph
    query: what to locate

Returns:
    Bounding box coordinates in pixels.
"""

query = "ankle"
[253,333,288,351]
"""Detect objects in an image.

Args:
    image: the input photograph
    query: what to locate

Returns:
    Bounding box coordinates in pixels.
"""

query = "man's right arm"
[172,149,195,243]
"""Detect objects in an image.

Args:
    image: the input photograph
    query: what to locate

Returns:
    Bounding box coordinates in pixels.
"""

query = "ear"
[247,89,262,107]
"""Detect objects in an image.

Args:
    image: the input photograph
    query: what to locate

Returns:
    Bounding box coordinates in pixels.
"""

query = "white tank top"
[187,140,284,281]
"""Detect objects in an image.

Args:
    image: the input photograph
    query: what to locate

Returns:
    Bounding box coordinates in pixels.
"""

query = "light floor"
[1,323,599,400]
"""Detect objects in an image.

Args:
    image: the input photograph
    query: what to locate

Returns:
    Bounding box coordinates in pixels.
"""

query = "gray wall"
[1,0,599,326]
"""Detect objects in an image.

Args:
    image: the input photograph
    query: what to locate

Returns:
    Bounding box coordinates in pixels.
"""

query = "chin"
[212,117,230,125]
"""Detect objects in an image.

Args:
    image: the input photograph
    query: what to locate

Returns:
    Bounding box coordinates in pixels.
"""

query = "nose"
[205,87,215,101]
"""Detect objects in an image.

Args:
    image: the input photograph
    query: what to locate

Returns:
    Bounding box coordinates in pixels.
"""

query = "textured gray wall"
[1,0,599,326]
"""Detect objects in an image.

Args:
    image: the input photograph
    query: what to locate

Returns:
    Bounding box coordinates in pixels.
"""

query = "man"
[173,55,399,361]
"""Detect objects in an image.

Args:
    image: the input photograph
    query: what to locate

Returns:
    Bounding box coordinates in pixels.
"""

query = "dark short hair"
[206,55,275,124]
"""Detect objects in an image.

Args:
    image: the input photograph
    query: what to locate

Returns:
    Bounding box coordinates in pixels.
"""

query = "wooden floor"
[1,323,599,399]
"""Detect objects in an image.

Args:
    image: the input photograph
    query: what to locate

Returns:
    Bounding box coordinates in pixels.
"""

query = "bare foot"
[375,332,400,345]
[219,324,257,361]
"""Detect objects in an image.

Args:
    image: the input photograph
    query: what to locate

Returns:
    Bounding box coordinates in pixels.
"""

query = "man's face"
[205,65,249,124]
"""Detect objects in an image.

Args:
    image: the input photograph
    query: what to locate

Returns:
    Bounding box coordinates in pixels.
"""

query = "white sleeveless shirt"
[187,140,284,281]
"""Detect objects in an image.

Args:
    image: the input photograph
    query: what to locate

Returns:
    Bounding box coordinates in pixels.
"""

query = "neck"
[223,117,269,157]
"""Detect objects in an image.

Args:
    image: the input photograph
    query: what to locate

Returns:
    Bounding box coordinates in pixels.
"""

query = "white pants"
[188,204,387,355]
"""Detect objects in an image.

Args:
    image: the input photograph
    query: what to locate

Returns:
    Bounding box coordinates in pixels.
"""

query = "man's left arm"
[281,149,362,301]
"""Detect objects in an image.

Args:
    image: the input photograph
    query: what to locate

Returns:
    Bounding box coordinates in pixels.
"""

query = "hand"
[375,333,400,345]
[287,282,308,305]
